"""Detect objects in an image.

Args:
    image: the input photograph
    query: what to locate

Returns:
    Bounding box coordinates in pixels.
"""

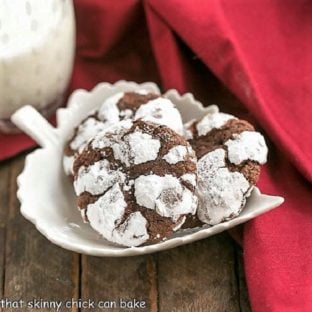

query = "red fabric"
[1,1,311,311]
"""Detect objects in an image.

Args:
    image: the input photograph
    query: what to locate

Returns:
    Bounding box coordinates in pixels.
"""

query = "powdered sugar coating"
[86,184,149,247]
[98,90,154,122]
[197,149,251,225]
[225,131,268,165]
[93,124,161,167]
[91,120,163,167]
[70,117,111,152]
[172,216,187,231]
[134,174,197,221]
[81,209,88,223]
[113,212,149,247]
[86,184,126,240]
[63,117,112,175]
[74,159,126,196]
[126,131,161,165]
[135,98,183,135]
[181,173,197,187]
[63,155,75,176]
[183,119,196,140]
[98,91,183,135]
[97,92,124,122]
[91,119,133,150]
[64,90,183,177]
[74,120,198,246]
[162,145,189,164]
[196,112,236,136]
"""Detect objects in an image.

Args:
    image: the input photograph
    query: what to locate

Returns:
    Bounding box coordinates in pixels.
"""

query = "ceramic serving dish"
[11,81,284,257]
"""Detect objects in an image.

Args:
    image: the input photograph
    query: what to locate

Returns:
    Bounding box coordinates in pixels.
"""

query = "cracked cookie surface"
[184,112,268,225]
[73,120,197,247]
[63,90,184,176]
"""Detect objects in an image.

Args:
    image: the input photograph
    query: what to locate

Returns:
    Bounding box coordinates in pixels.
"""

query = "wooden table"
[0,153,251,312]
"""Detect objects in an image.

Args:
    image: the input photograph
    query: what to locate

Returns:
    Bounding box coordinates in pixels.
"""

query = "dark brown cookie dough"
[184,112,268,226]
[63,90,183,176]
[73,119,198,247]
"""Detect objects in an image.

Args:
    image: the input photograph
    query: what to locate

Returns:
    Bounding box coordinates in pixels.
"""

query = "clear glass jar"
[0,0,75,133]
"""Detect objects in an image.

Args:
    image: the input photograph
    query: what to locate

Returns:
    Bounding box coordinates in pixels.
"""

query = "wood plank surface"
[0,159,11,299]
[2,154,79,312]
[235,247,252,312]
[157,233,240,312]
[81,254,157,311]
[0,153,252,312]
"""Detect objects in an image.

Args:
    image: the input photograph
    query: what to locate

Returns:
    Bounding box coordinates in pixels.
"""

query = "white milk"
[0,0,75,128]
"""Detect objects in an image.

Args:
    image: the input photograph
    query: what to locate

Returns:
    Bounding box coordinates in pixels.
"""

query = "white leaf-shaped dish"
[11,80,284,257]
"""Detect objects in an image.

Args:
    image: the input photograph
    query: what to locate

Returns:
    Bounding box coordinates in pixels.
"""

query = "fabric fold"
[145,2,312,310]
[1,2,311,311]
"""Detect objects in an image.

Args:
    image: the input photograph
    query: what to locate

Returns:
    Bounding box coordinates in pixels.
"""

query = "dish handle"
[11,105,59,148]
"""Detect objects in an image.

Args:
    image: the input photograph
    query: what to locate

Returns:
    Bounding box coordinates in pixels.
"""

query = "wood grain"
[157,233,240,312]
[0,153,252,312]
[0,159,11,298]
[81,254,157,311]
[235,246,252,312]
[3,155,80,312]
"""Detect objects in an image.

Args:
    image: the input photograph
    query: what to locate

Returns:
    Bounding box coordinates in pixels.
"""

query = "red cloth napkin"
[2,1,311,311]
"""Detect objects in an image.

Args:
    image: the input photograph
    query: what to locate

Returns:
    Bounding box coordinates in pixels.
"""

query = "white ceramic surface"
[11,81,284,257]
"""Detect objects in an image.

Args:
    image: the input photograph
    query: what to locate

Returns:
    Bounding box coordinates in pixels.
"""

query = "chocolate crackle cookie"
[73,119,197,247]
[63,90,184,176]
[185,112,268,225]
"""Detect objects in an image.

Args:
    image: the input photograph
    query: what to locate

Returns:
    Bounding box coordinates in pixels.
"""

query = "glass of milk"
[0,0,75,133]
